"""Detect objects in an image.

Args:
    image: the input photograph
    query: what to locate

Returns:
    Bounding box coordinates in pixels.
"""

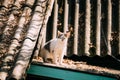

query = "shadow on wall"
[65,55,120,70]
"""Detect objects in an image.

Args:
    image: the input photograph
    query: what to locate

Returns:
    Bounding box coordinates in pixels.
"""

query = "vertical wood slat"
[52,0,58,39]
[96,0,101,56]
[64,0,69,33]
[63,0,69,56]
[73,0,79,55]
[107,0,112,55]
[85,0,91,56]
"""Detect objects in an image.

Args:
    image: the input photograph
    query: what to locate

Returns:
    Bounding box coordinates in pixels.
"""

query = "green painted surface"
[27,65,116,80]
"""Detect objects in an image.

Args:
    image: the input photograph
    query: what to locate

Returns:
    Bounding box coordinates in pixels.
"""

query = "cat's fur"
[40,31,70,65]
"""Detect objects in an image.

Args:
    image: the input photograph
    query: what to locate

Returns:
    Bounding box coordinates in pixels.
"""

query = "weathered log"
[9,0,54,80]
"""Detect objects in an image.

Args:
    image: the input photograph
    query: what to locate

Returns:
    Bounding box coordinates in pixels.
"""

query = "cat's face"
[57,31,70,41]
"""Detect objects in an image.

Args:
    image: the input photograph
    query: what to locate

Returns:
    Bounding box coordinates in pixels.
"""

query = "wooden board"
[27,64,116,80]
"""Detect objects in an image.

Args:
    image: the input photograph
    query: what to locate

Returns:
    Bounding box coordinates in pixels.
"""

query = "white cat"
[40,31,70,65]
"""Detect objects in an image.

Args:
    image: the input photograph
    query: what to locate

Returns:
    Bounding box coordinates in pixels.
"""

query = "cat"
[40,31,70,65]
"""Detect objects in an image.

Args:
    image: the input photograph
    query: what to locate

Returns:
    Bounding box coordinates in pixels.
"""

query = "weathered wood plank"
[73,0,79,55]
[107,0,112,55]
[85,0,91,56]
[96,0,101,56]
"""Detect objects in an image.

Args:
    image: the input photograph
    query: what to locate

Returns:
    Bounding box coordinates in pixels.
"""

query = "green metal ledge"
[27,64,117,80]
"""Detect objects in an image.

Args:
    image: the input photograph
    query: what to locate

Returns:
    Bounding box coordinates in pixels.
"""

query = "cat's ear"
[64,31,70,38]
[57,30,63,36]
